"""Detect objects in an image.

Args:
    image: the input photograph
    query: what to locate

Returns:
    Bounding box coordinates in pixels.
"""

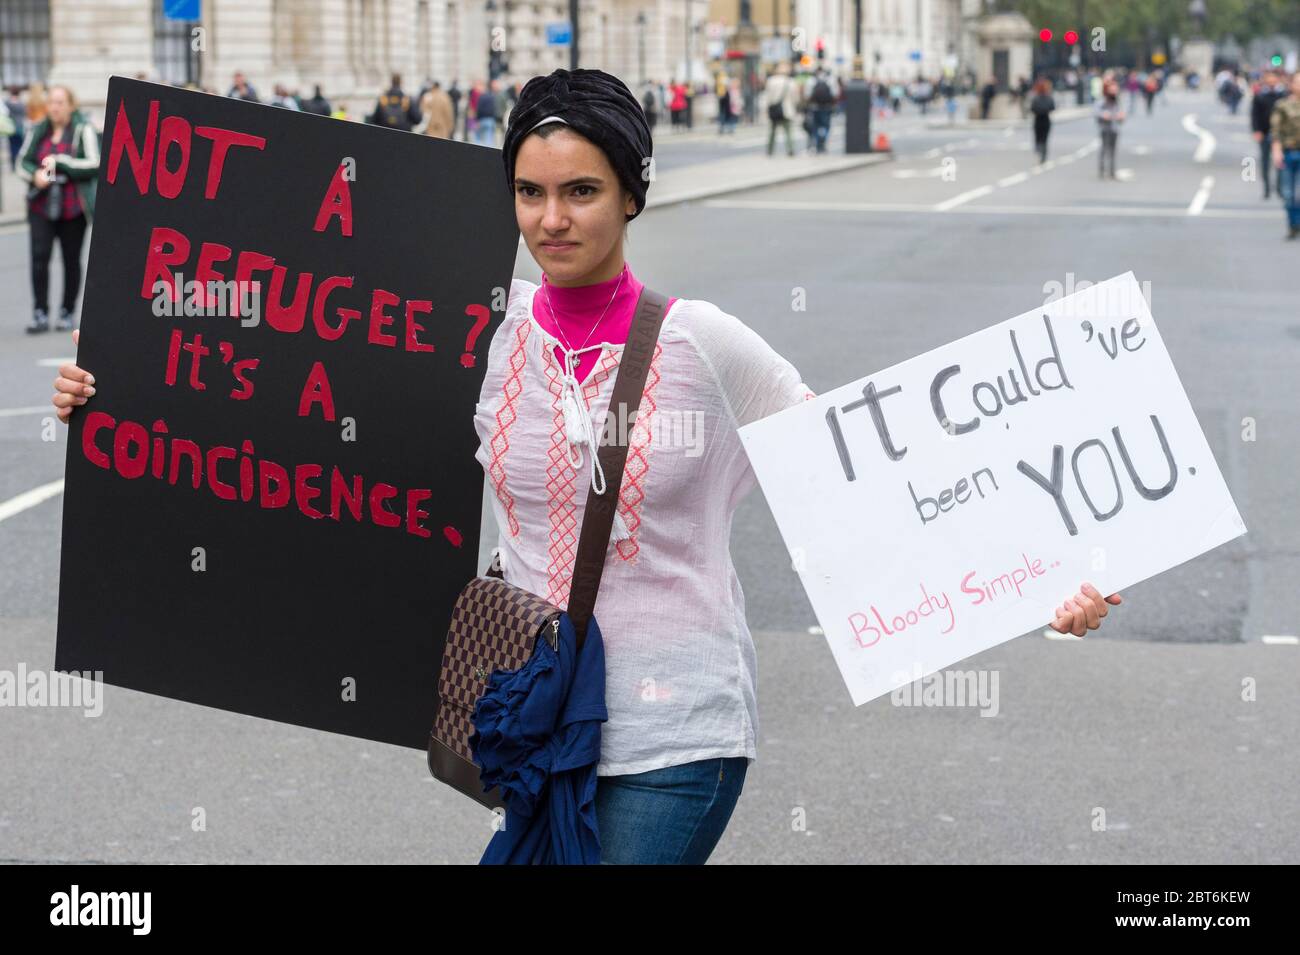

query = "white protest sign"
[738,272,1246,706]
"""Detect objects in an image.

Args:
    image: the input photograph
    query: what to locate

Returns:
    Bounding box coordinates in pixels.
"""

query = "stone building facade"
[1,0,710,114]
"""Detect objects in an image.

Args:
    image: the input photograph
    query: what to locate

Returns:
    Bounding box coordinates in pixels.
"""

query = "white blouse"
[473,278,816,776]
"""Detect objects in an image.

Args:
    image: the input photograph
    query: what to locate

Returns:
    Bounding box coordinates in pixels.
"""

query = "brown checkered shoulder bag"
[428,285,670,810]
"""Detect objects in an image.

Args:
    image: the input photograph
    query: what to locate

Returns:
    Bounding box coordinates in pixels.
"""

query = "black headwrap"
[501,69,653,221]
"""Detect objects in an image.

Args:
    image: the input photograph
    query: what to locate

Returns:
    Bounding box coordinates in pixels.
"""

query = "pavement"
[1,88,1297,863]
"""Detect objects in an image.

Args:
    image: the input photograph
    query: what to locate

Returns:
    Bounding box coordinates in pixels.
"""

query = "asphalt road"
[0,88,1295,863]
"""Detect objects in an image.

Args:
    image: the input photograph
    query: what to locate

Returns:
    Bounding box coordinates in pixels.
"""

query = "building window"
[152,0,201,86]
[0,0,51,87]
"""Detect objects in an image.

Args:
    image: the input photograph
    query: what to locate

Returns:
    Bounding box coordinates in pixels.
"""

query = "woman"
[50,68,1121,864]
[1029,77,1056,164]
[1095,80,1125,179]
[16,84,98,334]
[415,83,455,139]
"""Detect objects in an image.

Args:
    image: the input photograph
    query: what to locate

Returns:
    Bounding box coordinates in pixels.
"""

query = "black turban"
[501,68,653,221]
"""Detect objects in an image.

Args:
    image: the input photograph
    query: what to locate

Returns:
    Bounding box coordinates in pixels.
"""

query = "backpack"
[812,79,834,106]
[378,92,410,127]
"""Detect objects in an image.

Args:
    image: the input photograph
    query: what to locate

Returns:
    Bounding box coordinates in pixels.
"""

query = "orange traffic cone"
[874,132,892,152]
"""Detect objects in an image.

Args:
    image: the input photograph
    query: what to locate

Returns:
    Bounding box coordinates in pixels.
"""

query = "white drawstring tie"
[557,344,633,542]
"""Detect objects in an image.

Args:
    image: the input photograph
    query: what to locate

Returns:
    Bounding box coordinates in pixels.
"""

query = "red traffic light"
[1064,30,1079,45]
[1039,28,1053,42]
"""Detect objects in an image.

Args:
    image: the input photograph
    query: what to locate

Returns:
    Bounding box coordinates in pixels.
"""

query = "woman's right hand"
[52,329,95,424]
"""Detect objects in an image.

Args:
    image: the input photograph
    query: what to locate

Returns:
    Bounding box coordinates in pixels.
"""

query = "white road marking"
[1181,113,1217,162]
[1188,175,1215,215]
[1116,168,1135,180]
[1133,145,1152,155]
[37,357,76,367]
[0,479,65,524]
[0,405,57,418]
[997,171,1030,187]
[893,165,948,178]
[702,198,1276,219]
[1043,629,1083,640]
[934,184,994,211]
[1261,635,1299,645]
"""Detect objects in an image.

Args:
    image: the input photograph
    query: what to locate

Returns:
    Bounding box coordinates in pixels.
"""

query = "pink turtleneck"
[531,262,677,385]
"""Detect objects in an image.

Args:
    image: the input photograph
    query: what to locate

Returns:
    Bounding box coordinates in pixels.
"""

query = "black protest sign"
[55,76,518,748]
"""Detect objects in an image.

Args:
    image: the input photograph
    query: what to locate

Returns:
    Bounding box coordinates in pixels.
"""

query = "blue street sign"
[546,22,572,45]
[908,49,922,61]
[164,0,201,19]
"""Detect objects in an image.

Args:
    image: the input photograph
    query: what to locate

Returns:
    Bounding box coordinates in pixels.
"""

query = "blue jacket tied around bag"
[469,611,607,864]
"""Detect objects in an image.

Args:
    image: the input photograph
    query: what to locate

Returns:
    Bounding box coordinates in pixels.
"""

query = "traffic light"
[1271,53,1284,67]
[816,37,825,62]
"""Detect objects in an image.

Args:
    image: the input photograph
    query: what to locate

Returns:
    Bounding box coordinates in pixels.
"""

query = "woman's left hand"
[1049,582,1122,636]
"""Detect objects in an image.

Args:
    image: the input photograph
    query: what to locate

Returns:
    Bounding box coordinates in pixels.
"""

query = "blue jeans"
[1279,149,1300,229]
[474,116,496,146]
[812,108,832,152]
[595,756,748,864]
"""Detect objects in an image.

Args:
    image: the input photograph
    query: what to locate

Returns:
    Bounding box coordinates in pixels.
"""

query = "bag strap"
[565,284,670,644]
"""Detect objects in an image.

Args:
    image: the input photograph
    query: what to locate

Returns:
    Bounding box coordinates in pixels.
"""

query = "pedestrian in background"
[415,81,454,139]
[1030,77,1056,163]
[26,82,47,125]
[668,79,687,129]
[980,78,996,120]
[269,84,300,109]
[640,79,660,134]
[226,71,259,102]
[300,84,332,116]
[808,69,836,153]
[1142,71,1159,114]
[473,79,501,145]
[716,76,738,135]
[1096,79,1125,179]
[15,84,97,334]
[5,86,26,169]
[764,61,796,157]
[1269,71,1300,239]
[447,80,462,138]
[1251,70,1286,199]
[368,73,421,131]
[1124,70,1140,112]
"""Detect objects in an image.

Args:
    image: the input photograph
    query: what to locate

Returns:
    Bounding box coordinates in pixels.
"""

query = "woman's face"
[46,88,71,126]
[512,127,637,286]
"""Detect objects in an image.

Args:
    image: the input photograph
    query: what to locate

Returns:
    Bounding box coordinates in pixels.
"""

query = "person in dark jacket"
[1251,70,1286,199]
[368,73,421,131]
[1029,77,1056,163]
[15,84,98,334]
[980,79,997,120]
[448,80,462,138]
[473,79,501,145]
[300,84,332,116]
